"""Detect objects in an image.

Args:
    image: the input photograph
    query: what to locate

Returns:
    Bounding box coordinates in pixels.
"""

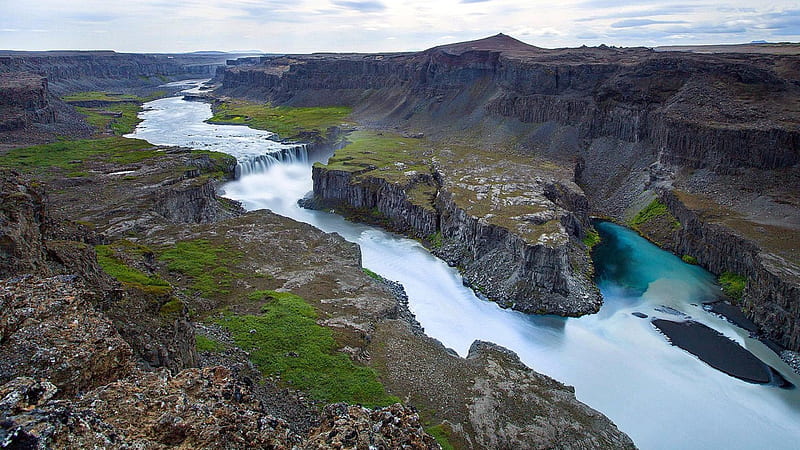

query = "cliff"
[0,72,55,132]
[310,164,600,316]
[0,51,229,95]
[219,33,800,351]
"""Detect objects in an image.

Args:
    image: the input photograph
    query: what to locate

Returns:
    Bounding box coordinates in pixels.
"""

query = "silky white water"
[129,81,800,449]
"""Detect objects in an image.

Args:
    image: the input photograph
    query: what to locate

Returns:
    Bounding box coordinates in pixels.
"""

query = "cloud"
[1,0,799,53]
[331,0,386,12]
[611,18,686,28]
[577,5,698,22]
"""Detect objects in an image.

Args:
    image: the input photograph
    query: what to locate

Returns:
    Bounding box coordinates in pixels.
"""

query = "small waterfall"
[235,144,309,178]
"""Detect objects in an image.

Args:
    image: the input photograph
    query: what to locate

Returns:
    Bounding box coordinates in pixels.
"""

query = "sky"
[1,0,799,53]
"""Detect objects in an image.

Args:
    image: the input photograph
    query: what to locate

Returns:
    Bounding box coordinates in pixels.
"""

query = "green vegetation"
[682,254,699,265]
[95,241,171,295]
[195,335,224,352]
[65,90,166,135]
[321,130,428,177]
[631,198,681,230]
[425,424,455,450]
[362,267,382,281]
[428,231,443,249]
[62,91,140,102]
[582,229,601,249]
[159,239,241,297]
[159,298,185,318]
[0,137,159,173]
[208,100,351,139]
[75,103,143,135]
[719,271,747,301]
[217,290,398,407]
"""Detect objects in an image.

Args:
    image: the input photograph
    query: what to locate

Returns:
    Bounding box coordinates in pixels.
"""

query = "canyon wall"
[0,51,228,94]
[218,34,800,350]
[0,72,56,132]
[310,164,601,316]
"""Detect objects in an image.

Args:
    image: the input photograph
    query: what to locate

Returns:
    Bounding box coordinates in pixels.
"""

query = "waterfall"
[235,144,309,178]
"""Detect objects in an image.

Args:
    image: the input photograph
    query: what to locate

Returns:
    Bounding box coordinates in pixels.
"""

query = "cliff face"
[660,191,800,351]
[0,51,234,95]
[220,37,799,173]
[220,34,800,351]
[310,162,601,316]
[0,72,56,132]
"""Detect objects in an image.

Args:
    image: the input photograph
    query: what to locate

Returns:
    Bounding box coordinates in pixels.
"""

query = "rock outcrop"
[310,162,601,316]
[0,275,134,397]
[0,72,55,132]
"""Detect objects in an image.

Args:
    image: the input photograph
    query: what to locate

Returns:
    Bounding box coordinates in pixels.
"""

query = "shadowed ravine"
[129,81,800,449]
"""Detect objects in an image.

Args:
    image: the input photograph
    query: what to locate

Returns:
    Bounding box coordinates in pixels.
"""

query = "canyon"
[218,33,800,353]
[1,34,799,448]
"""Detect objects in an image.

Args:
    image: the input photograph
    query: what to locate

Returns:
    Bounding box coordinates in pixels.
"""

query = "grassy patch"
[95,241,171,295]
[63,91,140,102]
[217,290,398,407]
[362,267,382,281]
[321,130,429,179]
[195,335,224,352]
[631,198,681,230]
[76,103,143,135]
[682,254,699,265]
[159,239,241,297]
[66,90,166,135]
[159,298,185,318]
[582,229,601,249]
[719,271,747,301]
[425,424,455,450]
[208,100,351,139]
[427,231,443,249]
[0,137,160,173]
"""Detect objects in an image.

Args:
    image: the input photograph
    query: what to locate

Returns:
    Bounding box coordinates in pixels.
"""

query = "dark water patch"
[703,301,759,333]
[652,319,773,384]
[632,312,648,318]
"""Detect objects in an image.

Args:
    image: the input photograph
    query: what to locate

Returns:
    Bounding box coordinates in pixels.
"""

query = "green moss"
[322,130,428,179]
[195,335,224,352]
[631,198,681,230]
[96,242,171,294]
[0,137,160,173]
[425,424,455,450]
[362,267,382,281]
[159,239,241,297]
[428,231,443,249]
[719,271,747,301]
[217,290,398,407]
[159,298,185,318]
[582,229,601,249]
[67,91,165,135]
[62,91,140,102]
[682,254,699,265]
[208,100,351,139]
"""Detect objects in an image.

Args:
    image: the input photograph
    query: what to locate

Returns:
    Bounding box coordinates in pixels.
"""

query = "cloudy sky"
[1,0,799,53]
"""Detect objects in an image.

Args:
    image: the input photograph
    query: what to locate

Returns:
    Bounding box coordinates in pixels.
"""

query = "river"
[129,81,800,449]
